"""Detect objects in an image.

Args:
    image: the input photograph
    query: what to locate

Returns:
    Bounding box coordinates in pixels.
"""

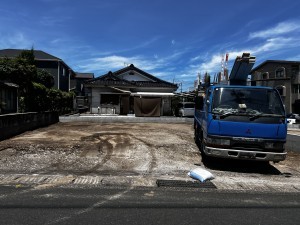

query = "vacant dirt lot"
[0,122,199,176]
[0,122,300,191]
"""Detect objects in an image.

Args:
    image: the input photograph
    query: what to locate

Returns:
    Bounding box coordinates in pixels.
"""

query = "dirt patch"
[0,122,199,176]
[1,122,300,191]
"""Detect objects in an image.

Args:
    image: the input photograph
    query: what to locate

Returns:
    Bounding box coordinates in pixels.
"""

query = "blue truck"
[194,53,287,162]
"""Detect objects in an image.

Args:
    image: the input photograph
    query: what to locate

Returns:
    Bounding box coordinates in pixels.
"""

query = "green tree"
[24,82,49,112]
[0,49,74,114]
[19,48,35,65]
[0,51,36,96]
[36,69,54,88]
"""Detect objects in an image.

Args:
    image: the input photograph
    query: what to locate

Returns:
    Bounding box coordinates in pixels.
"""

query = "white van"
[178,102,195,117]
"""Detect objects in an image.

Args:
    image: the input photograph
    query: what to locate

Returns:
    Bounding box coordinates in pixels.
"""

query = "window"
[275,67,285,78]
[293,84,300,94]
[262,72,269,80]
[100,94,119,105]
[254,72,261,80]
[62,68,66,76]
[291,65,299,76]
[212,88,285,116]
[276,86,286,96]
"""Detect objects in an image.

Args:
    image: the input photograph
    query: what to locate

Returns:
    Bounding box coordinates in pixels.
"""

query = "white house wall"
[132,87,175,93]
[90,87,124,114]
[118,72,154,82]
[91,88,101,113]
[90,87,173,115]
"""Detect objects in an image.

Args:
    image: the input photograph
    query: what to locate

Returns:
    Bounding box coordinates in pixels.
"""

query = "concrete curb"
[288,124,300,129]
[1,173,299,192]
[59,115,194,124]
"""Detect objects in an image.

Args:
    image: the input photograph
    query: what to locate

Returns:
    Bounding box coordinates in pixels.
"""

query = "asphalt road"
[0,185,299,225]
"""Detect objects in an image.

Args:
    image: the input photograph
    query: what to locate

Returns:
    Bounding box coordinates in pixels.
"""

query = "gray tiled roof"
[85,64,177,89]
[0,49,61,61]
[75,72,94,79]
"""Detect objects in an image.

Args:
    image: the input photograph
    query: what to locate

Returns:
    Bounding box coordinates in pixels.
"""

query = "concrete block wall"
[0,112,59,141]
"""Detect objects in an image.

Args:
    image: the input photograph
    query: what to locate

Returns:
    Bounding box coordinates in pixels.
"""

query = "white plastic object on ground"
[188,167,214,182]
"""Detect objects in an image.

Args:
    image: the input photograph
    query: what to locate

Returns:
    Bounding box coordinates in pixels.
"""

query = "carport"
[131,92,174,117]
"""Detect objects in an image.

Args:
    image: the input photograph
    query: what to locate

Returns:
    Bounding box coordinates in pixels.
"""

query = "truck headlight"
[265,142,285,150]
[206,137,230,146]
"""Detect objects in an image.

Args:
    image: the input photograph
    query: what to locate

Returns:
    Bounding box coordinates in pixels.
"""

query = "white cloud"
[76,50,188,80]
[190,35,300,75]
[50,38,62,44]
[153,71,174,79]
[0,32,32,49]
[178,73,197,78]
[78,55,160,73]
[190,55,201,62]
[39,16,72,27]
[199,54,222,72]
[188,50,252,77]
[249,21,300,39]
[252,37,297,53]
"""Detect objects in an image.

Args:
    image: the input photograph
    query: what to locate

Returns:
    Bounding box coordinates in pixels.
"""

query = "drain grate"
[156,179,217,189]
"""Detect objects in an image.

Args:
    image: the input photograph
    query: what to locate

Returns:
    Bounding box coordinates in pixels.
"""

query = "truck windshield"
[212,88,285,116]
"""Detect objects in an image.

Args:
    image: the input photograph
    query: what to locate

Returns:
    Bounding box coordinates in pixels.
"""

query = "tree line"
[0,49,74,114]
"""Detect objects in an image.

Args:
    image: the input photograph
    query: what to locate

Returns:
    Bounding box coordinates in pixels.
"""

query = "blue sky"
[1,0,300,91]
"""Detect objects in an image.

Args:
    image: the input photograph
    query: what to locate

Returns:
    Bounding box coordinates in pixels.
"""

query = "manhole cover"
[156,179,216,189]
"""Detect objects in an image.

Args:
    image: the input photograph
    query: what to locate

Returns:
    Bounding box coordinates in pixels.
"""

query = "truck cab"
[194,53,288,162]
[194,85,287,162]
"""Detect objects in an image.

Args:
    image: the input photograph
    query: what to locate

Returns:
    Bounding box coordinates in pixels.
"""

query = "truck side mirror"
[195,96,204,110]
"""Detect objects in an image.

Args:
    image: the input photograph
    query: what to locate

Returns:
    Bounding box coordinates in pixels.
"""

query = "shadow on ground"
[201,155,282,175]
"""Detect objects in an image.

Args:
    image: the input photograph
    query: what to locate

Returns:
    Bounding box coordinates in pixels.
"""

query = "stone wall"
[0,112,59,141]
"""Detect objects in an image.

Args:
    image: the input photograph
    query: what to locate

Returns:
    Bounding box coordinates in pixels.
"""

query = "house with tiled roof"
[70,72,94,96]
[0,49,75,92]
[85,64,178,116]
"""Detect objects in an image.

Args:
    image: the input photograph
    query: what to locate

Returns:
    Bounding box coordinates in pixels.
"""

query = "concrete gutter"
[59,115,194,124]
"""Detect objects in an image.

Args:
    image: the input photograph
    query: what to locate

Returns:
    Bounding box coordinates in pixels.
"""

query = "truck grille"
[230,141,283,153]
[231,143,263,151]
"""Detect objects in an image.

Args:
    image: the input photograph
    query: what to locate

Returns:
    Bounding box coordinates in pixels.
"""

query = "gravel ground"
[0,122,300,192]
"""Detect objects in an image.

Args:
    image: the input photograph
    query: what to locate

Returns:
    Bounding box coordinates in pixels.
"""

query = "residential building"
[250,60,300,114]
[70,72,94,96]
[0,81,18,114]
[70,72,94,113]
[84,64,178,116]
[0,49,75,92]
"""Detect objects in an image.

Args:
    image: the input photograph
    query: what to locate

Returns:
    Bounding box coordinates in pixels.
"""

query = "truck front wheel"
[200,142,213,163]
[194,126,200,146]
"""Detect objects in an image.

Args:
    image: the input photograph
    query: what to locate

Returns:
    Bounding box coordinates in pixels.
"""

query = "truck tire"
[200,142,213,163]
[194,127,200,146]
[197,133,212,162]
